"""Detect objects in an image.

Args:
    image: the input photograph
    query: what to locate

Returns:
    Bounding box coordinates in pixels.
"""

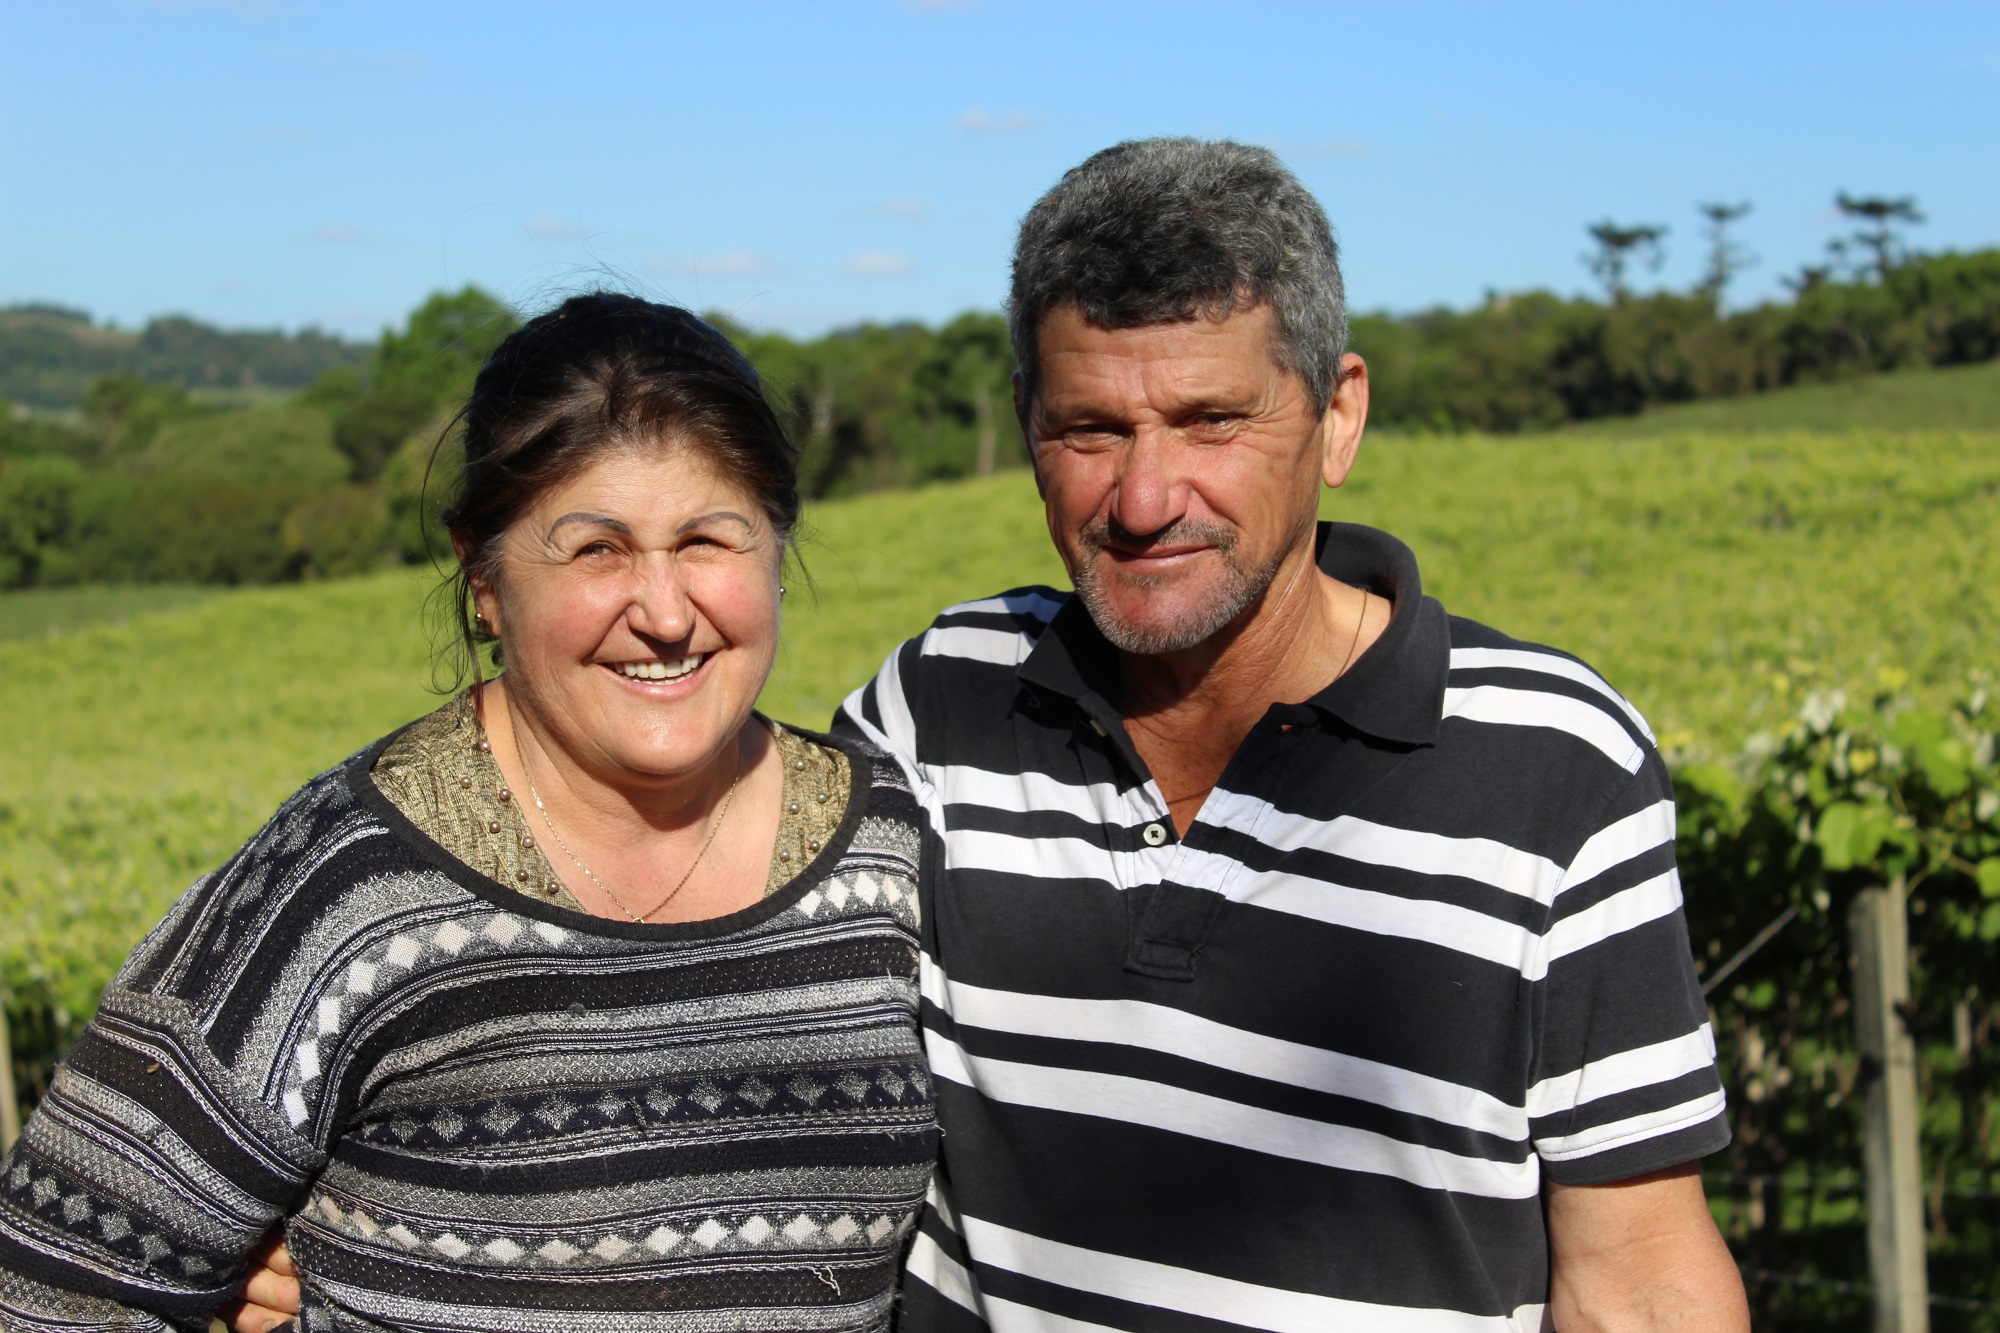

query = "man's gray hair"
[1009,137,1348,412]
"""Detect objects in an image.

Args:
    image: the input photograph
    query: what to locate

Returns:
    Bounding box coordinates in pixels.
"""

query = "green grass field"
[0,583,220,642]
[2,419,1997,1047]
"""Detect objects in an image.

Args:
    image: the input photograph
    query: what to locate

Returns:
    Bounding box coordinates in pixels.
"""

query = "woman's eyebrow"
[545,512,633,540]
[678,510,753,535]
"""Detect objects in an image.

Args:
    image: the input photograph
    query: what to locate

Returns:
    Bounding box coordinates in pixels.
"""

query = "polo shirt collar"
[1017,521,1447,748]
[1305,521,1447,746]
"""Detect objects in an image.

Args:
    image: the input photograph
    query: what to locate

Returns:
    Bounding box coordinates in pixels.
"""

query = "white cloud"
[312,223,364,243]
[646,250,777,278]
[844,251,916,279]
[871,197,931,219]
[953,108,1043,135]
[244,124,313,145]
[525,215,585,240]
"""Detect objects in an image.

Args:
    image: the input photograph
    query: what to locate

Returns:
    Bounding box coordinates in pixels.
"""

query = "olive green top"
[369,690,851,915]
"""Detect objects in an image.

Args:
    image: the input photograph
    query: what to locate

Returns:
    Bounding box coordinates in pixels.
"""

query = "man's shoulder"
[1438,613,1658,777]
[831,586,1071,752]
[904,584,1071,671]
[926,584,1071,632]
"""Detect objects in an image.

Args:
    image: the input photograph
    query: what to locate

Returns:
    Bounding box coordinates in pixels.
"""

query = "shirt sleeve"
[0,784,349,1330]
[1526,748,1731,1186]
[832,633,935,810]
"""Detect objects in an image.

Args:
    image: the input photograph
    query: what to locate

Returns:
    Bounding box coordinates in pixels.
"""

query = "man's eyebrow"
[1039,390,1254,427]
[545,512,633,540]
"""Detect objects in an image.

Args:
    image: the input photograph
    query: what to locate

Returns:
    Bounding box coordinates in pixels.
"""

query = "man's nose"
[1107,429,1186,538]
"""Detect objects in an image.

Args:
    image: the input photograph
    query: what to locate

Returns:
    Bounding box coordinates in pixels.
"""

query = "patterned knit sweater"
[0,725,933,1332]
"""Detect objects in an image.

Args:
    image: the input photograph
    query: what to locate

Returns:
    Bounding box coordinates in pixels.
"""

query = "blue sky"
[3,0,1997,340]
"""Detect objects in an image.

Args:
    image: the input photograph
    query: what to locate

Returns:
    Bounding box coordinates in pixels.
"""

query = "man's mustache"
[1080,517,1238,555]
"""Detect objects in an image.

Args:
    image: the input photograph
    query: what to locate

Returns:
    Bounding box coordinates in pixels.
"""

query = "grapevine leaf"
[1816,801,1864,869]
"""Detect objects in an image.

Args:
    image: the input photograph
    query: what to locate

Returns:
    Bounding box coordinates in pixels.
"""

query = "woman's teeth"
[614,655,702,681]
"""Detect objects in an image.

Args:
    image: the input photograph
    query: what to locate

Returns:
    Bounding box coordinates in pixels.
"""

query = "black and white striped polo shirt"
[837,522,1728,1333]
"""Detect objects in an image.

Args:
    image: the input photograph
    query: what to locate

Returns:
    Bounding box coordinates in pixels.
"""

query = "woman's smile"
[608,652,706,683]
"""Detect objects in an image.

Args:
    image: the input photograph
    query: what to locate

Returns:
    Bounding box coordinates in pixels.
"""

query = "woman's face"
[473,441,783,789]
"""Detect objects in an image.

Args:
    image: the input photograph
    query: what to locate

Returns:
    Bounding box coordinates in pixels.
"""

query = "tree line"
[0,289,1019,589]
[1357,193,2000,432]
[3,190,1998,592]
[0,304,368,410]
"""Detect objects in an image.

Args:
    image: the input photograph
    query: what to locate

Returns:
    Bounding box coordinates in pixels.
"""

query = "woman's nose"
[627,553,697,644]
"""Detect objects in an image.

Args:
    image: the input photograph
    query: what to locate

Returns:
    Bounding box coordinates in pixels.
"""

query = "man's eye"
[576,541,616,558]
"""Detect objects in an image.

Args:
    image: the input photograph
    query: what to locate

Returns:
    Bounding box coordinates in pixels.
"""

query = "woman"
[0,295,935,1332]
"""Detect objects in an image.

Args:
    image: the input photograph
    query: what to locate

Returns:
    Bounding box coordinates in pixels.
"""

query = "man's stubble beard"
[1071,518,1284,655]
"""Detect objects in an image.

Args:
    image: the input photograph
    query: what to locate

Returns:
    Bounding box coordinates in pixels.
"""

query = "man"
[232,138,1746,1330]
[836,139,1747,1331]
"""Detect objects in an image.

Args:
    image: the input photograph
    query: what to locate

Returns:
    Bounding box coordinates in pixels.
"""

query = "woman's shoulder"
[767,717,902,789]
[174,698,472,911]
[767,717,921,834]
[110,711,465,1007]
[766,718,921,877]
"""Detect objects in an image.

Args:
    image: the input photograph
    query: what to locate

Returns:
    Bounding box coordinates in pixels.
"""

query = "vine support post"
[0,1001,18,1152]
[1848,876,1929,1333]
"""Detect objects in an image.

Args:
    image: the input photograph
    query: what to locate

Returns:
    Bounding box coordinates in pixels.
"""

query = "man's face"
[1024,302,1363,655]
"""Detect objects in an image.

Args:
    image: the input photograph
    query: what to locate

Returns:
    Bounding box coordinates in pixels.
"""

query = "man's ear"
[1319,352,1369,489]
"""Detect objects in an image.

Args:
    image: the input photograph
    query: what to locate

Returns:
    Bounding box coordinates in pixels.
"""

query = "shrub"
[71,472,308,585]
[0,455,85,587]
[1678,675,2000,1324]
[140,405,347,490]
[283,483,389,579]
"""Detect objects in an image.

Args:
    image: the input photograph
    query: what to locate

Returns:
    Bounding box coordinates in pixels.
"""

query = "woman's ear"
[455,535,502,637]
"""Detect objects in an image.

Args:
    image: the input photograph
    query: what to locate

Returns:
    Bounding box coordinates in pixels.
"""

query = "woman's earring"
[778,586,788,598]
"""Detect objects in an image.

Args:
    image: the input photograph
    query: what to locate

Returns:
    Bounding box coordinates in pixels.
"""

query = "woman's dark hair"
[432,292,800,686]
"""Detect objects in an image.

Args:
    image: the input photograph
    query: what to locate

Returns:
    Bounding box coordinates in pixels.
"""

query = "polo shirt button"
[1142,822,1169,847]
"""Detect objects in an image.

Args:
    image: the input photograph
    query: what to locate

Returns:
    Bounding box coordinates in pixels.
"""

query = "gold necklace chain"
[1151,589,1373,812]
[506,710,742,923]
[1335,589,1371,680]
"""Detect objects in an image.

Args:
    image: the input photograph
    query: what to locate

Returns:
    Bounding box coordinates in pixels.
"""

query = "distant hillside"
[0,304,371,409]
[1563,358,2000,437]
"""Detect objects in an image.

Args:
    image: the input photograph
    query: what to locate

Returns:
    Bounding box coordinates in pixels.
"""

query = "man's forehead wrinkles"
[1035,304,1289,420]
[1044,375,1267,427]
